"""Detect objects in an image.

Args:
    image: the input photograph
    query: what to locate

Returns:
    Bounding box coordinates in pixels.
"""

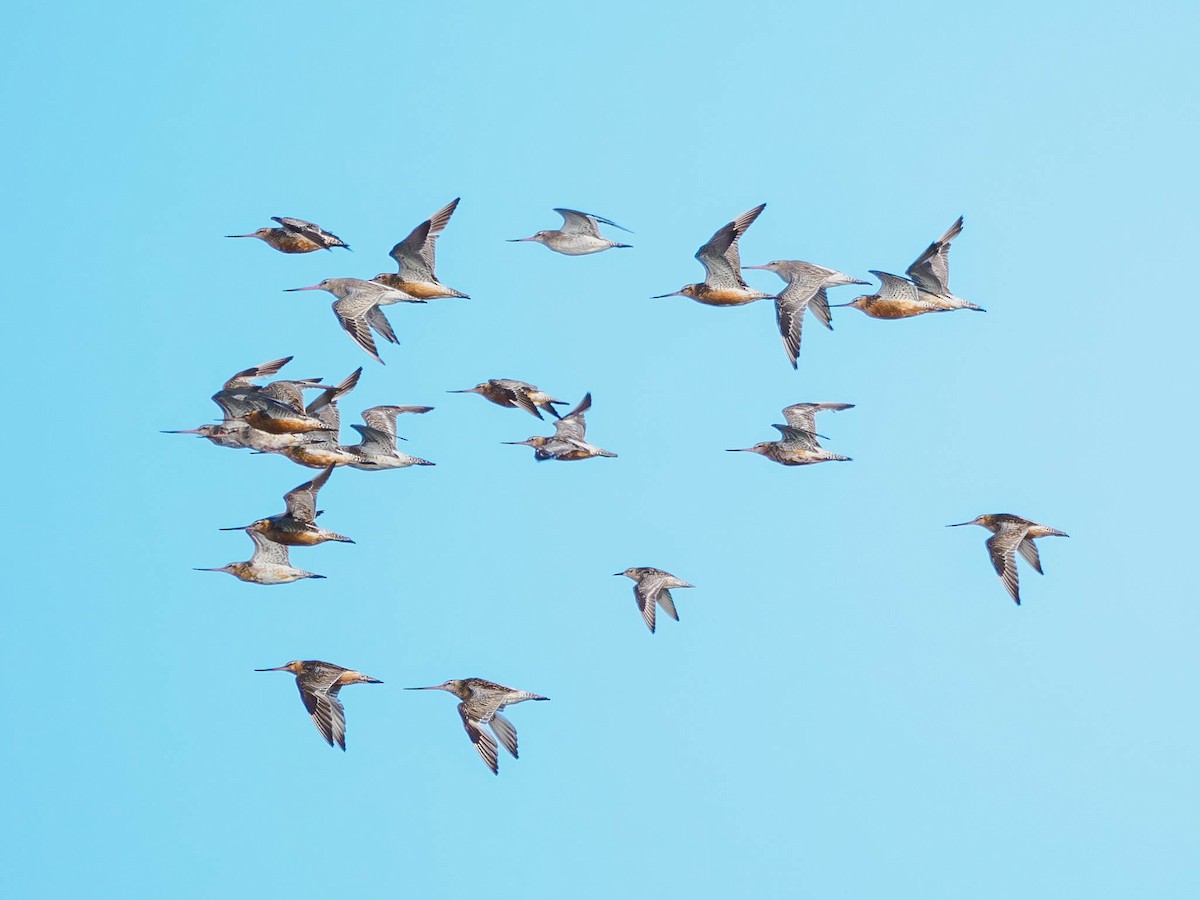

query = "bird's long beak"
[162,428,204,435]
[446,389,477,394]
[611,572,624,576]
[405,685,446,691]
[254,664,293,672]
[502,439,535,446]
[218,525,251,531]
[506,236,535,242]
[194,566,231,573]
[741,264,769,271]
[725,448,752,452]
[285,285,322,292]
[651,291,684,299]
[945,521,975,527]
[828,302,855,308]
[225,233,256,239]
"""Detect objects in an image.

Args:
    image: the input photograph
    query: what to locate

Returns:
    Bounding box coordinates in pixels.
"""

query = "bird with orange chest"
[256,660,382,750]
[653,204,773,306]
[372,197,469,299]
[947,513,1068,605]
[227,217,351,253]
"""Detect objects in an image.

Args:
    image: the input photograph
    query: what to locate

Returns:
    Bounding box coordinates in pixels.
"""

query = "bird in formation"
[729,402,854,465]
[654,204,773,306]
[947,513,1069,605]
[616,567,694,633]
[508,208,633,255]
[504,392,616,461]
[256,660,382,750]
[372,197,470,299]
[219,465,353,546]
[407,678,549,774]
[227,217,351,253]
[196,530,326,584]
[449,379,567,420]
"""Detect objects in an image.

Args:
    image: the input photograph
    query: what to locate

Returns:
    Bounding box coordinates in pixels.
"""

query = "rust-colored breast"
[863,299,932,319]
[374,277,449,299]
[269,231,322,254]
[244,411,318,434]
[696,287,761,307]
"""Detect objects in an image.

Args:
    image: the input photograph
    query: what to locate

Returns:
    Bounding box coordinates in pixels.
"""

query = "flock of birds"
[168,199,1069,772]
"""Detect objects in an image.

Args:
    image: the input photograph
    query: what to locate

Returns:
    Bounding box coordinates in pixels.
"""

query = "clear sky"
[4,2,1198,897]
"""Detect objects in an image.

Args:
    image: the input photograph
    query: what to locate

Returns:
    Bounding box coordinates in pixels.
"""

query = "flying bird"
[285,278,417,364]
[448,379,567,420]
[220,466,353,546]
[615,567,694,633]
[504,392,616,461]
[947,513,1069,605]
[728,402,854,466]
[742,260,868,368]
[407,678,549,774]
[835,217,983,318]
[256,660,382,750]
[508,208,633,255]
[195,531,325,584]
[654,204,773,306]
[345,405,436,470]
[373,197,469,299]
[227,217,350,253]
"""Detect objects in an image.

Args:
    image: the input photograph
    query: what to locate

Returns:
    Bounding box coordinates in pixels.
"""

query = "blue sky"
[4,2,1198,897]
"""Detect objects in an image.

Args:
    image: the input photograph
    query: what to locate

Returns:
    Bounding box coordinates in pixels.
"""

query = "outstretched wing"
[457,702,501,774]
[282,466,332,523]
[555,207,632,236]
[987,524,1029,605]
[773,273,826,369]
[247,530,292,565]
[871,270,922,304]
[222,356,293,390]
[332,296,384,364]
[905,216,963,296]
[695,204,765,289]
[389,197,460,281]
[298,678,348,750]
[272,217,348,250]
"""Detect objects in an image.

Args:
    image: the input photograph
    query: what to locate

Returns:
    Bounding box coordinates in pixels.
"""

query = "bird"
[236,369,361,456]
[507,208,633,255]
[448,379,567,420]
[372,198,469,299]
[344,405,436,470]
[834,217,984,318]
[653,204,773,306]
[406,678,549,774]
[219,466,353,546]
[227,217,350,253]
[195,531,325,584]
[255,660,382,750]
[728,402,854,466]
[742,260,868,368]
[947,514,1069,605]
[165,356,305,448]
[503,392,616,461]
[615,567,694,633]
[285,279,416,364]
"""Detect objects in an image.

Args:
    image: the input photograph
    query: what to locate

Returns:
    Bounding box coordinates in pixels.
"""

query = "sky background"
[4,2,1198,897]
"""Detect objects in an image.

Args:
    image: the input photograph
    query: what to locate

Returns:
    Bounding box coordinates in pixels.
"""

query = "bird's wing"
[808,288,833,330]
[282,466,332,523]
[771,424,819,448]
[987,525,1029,605]
[248,529,291,566]
[905,216,963,296]
[222,356,293,390]
[552,393,592,441]
[656,588,679,622]
[695,204,765,289]
[773,274,825,369]
[489,711,520,759]
[298,677,348,750]
[389,197,460,280]
[507,388,541,418]
[458,703,500,774]
[350,424,396,455]
[871,270,922,303]
[633,582,657,633]
[1018,538,1043,574]
[273,217,347,249]
[553,208,601,237]
[365,305,399,345]
[332,296,384,363]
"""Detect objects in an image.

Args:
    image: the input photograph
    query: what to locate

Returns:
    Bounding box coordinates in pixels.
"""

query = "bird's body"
[508,208,633,255]
[280,370,366,468]
[407,678,549,774]
[742,260,868,367]
[372,198,469,299]
[165,357,304,448]
[256,660,382,750]
[616,567,694,633]
[227,217,350,253]
[654,204,773,306]
[449,379,566,420]
[728,402,854,466]
[344,405,436,470]
[839,218,983,319]
[948,513,1069,605]
[221,466,352,546]
[196,531,325,584]
[504,392,616,461]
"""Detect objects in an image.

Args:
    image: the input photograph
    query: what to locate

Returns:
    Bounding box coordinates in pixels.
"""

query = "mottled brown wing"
[282,466,332,523]
[247,530,292,565]
[695,204,764,289]
[458,704,499,774]
[871,270,921,304]
[223,356,293,390]
[273,217,348,250]
[1018,538,1043,574]
[774,274,825,369]
[390,198,460,280]
[332,296,383,364]
[905,216,963,296]
[552,393,592,442]
[298,681,347,750]
[489,711,519,759]
[987,526,1028,605]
